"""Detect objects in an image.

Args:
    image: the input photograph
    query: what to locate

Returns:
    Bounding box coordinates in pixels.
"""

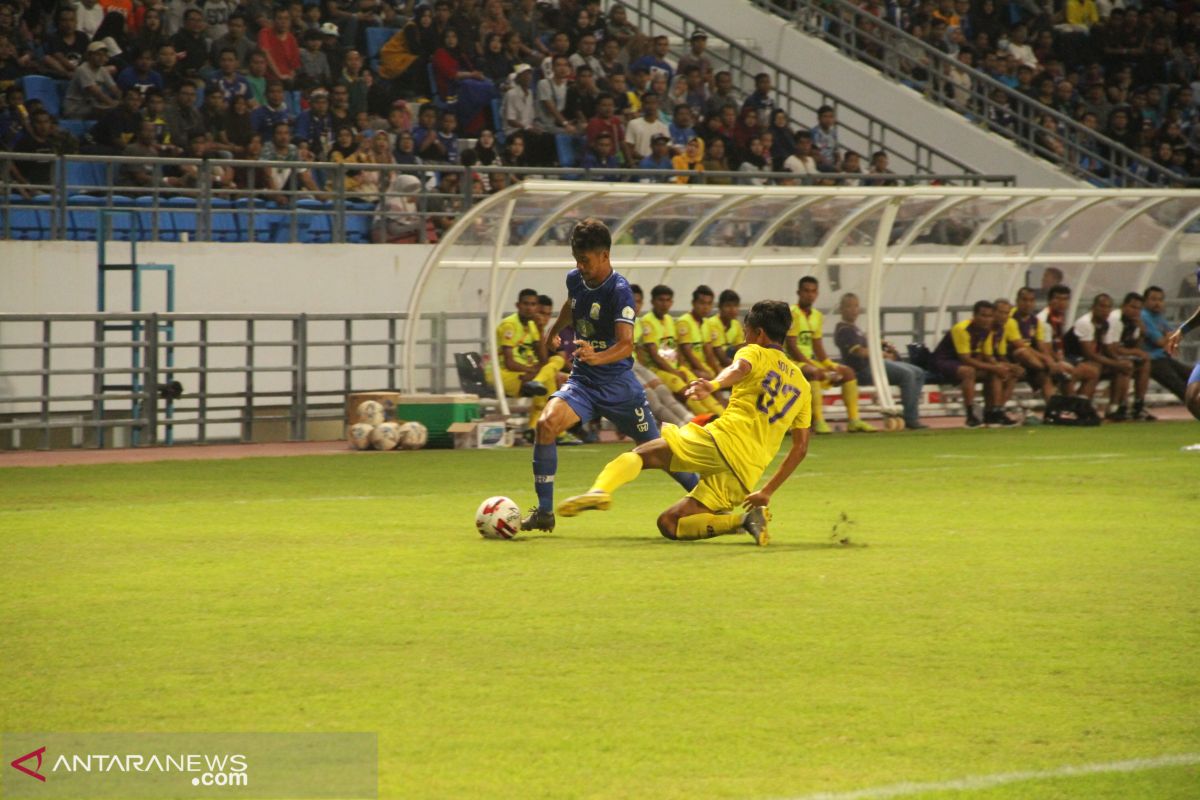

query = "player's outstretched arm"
[543,300,574,355]
[1165,305,1200,356]
[743,427,810,509]
[686,358,751,400]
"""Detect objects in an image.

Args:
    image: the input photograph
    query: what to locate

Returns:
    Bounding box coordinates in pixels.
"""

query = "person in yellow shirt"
[558,300,812,547]
[490,288,566,430]
[701,289,744,376]
[638,284,723,417]
[1003,287,1074,403]
[785,276,876,433]
[675,284,717,381]
[931,300,1019,427]
[989,298,1028,412]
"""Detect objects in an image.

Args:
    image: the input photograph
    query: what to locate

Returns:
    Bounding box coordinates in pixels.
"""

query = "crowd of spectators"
[787,0,1200,183]
[0,0,908,218]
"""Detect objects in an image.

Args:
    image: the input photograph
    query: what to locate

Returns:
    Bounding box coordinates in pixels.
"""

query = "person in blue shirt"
[638,134,674,181]
[521,219,698,532]
[579,132,621,181]
[668,103,695,149]
[116,49,165,94]
[1143,284,1197,403]
[629,35,674,86]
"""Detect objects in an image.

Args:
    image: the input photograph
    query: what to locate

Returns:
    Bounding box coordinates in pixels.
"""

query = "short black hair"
[1048,284,1071,300]
[570,218,611,257]
[1016,286,1036,299]
[798,275,819,289]
[1121,291,1143,305]
[630,284,643,297]
[972,300,996,314]
[1144,284,1164,298]
[818,104,835,115]
[745,300,790,343]
[718,289,739,305]
[537,294,553,306]
[518,288,538,301]
[1092,292,1112,307]
[692,285,714,302]
[651,284,673,299]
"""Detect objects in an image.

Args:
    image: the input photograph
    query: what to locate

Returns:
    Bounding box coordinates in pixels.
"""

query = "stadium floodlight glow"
[404,181,1200,417]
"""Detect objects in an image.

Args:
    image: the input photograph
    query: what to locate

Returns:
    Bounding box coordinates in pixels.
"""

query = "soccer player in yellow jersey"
[785,276,876,433]
[492,289,566,429]
[675,285,717,381]
[559,300,812,546]
[638,284,724,417]
[701,289,744,375]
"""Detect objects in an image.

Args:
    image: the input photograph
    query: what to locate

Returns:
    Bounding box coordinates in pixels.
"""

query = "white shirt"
[1007,42,1038,69]
[783,153,817,175]
[568,53,604,79]
[535,77,570,130]
[624,116,670,159]
[1070,311,1114,345]
[500,84,534,136]
[74,1,105,36]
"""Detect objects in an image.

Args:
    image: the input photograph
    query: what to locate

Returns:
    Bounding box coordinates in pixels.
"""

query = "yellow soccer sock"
[843,380,860,420]
[675,512,743,540]
[592,451,643,494]
[811,384,825,422]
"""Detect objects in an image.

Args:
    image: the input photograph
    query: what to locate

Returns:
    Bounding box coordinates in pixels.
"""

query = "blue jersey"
[565,268,637,386]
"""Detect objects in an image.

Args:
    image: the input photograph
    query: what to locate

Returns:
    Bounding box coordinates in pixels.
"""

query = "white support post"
[865,198,903,414]
[488,197,518,417]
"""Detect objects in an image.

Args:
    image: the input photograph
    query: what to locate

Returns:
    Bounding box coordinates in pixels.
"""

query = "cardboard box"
[448,420,512,449]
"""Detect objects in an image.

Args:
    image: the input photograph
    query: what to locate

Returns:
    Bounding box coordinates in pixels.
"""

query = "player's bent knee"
[657,511,678,539]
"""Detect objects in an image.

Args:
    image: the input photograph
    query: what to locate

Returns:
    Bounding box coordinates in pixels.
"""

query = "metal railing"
[615,0,980,176]
[0,153,1013,243]
[751,0,1200,188]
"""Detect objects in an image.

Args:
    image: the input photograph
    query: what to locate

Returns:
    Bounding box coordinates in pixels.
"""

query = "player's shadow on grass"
[517,535,868,551]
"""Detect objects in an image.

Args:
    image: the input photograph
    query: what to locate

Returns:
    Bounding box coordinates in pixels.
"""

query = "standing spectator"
[297,29,331,90]
[42,6,91,79]
[1062,293,1133,420]
[250,79,291,136]
[1140,285,1195,403]
[782,130,817,178]
[670,135,704,184]
[258,6,300,85]
[741,72,776,118]
[535,53,574,134]
[431,28,496,134]
[930,300,1019,427]
[63,41,120,119]
[630,35,673,85]
[171,9,209,78]
[116,48,163,93]
[1111,291,1156,420]
[209,13,252,67]
[834,293,927,429]
[676,29,711,78]
[624,91,669,160]
[811,104,839,171]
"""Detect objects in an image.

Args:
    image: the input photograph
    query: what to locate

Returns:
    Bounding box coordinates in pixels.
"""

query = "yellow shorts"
[651,365,702,394]
[487,356,565,398]
[796,358,842,390]
[661,422,754,513]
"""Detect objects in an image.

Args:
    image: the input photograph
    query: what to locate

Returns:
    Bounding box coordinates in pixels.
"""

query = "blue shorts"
[1190,362,1200,385]
[552,371,660,442]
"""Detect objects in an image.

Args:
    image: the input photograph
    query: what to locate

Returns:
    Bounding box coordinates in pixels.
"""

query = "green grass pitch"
[2,424,1198,799]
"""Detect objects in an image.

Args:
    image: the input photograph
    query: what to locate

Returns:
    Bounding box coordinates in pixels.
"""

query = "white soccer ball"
[397,421,428,450]
[475,496,521,540]
[357,400,384,426]
[370,421,402,451]
[347,423,374,450]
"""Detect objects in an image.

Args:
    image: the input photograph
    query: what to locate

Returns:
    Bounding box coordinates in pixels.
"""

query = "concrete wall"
[660,0,1082,188]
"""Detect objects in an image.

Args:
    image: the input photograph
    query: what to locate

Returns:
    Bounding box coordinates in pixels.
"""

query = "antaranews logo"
[10,746,46,781]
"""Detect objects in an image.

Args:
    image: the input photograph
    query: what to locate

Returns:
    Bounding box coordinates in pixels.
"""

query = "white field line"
[0,454,1171,517]
[780,753,1200,800]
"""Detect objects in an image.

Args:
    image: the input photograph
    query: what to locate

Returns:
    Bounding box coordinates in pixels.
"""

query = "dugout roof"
[404,181,1200,414]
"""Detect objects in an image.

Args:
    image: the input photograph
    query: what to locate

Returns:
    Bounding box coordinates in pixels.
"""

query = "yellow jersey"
[675,313,705,348]
[707,343,812,489]
[638,312,679,367]
[994,318,1025,357]
[701,315,743,372]
[496,312,540,368]
[788,305,823,360]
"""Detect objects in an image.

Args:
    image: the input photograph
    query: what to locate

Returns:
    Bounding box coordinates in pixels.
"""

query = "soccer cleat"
[520,380,548,397]
[1133,403,1157,421]
[965,408,983,428]
[1105,405,1129,422]
[557,490,612,517]
[740,506,771,546]
[905,421,929,430]
[520,507,556,532]
[846,418,878,433]
[813,419,833,435]
[996,411,1020,427]
[556,431,584,446]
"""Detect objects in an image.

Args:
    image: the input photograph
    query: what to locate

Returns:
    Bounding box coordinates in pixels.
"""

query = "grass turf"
[2,423,1198,799]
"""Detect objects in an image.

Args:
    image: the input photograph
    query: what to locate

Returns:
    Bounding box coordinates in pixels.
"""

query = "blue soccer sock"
[533,443,557,512]
[669,471,699,492]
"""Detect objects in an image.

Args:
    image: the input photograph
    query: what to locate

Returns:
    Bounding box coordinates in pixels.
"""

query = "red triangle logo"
[11,747,46,782]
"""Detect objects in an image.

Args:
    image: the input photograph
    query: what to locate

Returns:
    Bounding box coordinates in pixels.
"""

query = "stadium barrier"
[0,153,1015,244]
[2,303,1194,450]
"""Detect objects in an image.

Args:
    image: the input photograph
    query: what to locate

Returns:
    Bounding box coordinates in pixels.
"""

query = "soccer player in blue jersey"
[1163,268,1200,421]
[521,219,699,532]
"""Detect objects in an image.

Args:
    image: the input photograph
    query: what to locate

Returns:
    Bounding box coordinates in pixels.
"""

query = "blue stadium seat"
[106,199,137,241]
[295,198,332,243]
[7,194,52,240]
[164,196,197,241]
[133,195,165,239]
[22,75,61,117]
[235,197,276,242]
[345,200,374,243]
[65,161,110,191]
[365,26,393,70]
[66,195,102,240]
[491,98,504,144]
[209,198,239,242]
[58,119,96,139]
[555,134,581,170]
[286,90,302,118]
